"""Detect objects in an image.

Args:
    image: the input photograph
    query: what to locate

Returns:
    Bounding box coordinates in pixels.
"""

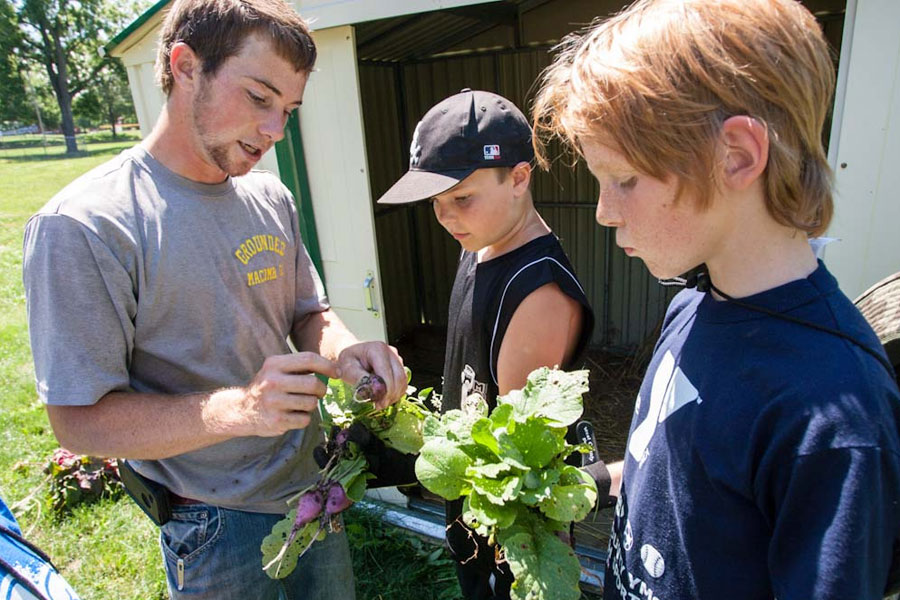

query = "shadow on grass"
[345,504,604,600]
[345,504,462,600]
[0,144,136,163]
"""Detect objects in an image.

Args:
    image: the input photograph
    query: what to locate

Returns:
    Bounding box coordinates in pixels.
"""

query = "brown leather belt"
[169,492,203,505]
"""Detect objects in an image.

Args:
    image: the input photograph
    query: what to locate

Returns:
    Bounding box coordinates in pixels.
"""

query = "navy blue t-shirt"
[605,261,900,600]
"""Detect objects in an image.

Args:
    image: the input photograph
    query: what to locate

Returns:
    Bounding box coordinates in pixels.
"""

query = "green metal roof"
[104,0,171,55]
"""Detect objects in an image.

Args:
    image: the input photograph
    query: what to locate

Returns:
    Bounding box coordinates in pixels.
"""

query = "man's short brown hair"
[156,0,316,95]
[533,0,835,236]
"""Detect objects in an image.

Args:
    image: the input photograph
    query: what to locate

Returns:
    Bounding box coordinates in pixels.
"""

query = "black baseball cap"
[377,89,535,205]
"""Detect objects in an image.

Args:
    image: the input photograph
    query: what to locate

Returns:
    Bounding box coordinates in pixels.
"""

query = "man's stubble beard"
[191,80,250,178]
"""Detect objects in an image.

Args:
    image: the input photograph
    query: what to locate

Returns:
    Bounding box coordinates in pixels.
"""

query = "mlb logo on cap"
[376,89,535,205]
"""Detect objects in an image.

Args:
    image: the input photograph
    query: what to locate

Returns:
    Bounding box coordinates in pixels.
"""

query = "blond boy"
[533,0,900,598]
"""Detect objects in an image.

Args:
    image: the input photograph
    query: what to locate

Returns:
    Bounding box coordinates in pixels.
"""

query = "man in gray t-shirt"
[21,1,405,598]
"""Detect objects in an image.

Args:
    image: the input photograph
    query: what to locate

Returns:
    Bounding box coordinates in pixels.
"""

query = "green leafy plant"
[44,448,123,514]
[415,367,598,600]
[261,372,433,578]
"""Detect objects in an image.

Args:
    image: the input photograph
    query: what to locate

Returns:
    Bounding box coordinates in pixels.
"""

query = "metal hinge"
[363,271,380,318]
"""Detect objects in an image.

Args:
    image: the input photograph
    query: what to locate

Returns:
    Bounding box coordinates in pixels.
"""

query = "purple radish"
[334,428,351,448]
[295,490,324,527]
[354,374,387,404]
[325,482,352,515]
[263,490,324,574]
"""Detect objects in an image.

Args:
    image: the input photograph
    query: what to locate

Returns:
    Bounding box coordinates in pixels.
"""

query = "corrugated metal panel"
[360,47,675,350]
[402,55,502,326]
[373,208,420,336]
[359,13,487,62]
[358,64,419,337]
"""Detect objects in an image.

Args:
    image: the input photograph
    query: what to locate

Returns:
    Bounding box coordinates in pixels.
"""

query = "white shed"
[824,0,900,299]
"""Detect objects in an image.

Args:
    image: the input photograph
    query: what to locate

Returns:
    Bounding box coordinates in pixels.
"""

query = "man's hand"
[219,352,340,437]
[337,342,406,408]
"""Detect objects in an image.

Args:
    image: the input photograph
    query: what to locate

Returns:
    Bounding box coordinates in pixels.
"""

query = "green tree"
[13,0,143,152]
[73,59,135,138]
[24,69,61,130]
[0,0,30,126]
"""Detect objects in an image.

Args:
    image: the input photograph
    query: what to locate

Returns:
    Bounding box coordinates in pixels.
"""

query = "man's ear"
[510,161,532,196]
[719,116,769,191]
[169,42,201,93]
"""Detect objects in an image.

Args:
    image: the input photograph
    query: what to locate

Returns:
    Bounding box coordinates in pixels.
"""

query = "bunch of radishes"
[262,426,356,576]
[263,373,425,578]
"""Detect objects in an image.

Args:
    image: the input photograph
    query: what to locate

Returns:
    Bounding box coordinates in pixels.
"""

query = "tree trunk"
[43,22,78,153]
[108,104,117,140]
[56,52,77,153]
[58,90,77,153]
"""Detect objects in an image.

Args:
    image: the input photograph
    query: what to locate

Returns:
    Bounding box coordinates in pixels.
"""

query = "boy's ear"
[719,116,769,191]
[510,162,532,195]
[169,42,201,93]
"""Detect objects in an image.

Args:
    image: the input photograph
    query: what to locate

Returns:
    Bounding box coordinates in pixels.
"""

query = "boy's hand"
[337,342,406,408]
[313,422,418,488]
[576,420,617,509]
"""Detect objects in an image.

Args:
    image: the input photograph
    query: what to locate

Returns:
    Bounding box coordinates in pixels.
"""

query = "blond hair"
[532,0,835,236]
[156,0,316,96]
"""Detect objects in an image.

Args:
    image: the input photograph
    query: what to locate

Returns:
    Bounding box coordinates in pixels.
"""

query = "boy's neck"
[705,194,818,299]
[478,206,550,263]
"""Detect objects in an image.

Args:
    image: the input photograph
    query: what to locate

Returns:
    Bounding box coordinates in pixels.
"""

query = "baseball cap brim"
[376,168,476,205]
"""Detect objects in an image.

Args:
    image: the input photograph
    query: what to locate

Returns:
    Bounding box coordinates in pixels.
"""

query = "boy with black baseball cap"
[377,89,598,599]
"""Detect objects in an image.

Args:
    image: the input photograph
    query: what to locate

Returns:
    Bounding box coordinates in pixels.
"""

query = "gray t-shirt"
[23,146,330,513]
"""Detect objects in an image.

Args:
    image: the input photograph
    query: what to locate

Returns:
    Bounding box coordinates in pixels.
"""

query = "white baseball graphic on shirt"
[640,544,666,578]
[623,520,634,551]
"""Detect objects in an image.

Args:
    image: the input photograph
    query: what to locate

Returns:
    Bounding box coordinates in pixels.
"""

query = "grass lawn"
[0,141,462,599]
[0,140,171,599]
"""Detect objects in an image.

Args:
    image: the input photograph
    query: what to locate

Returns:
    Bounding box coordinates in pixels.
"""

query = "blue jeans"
[159,503,355,600]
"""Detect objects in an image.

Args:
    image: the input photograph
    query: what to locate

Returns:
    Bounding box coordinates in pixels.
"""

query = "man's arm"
[292,308,407,406]
[48,309,406,459]
[46,352,339,459]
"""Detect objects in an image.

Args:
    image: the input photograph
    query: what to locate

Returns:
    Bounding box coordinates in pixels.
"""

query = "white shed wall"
[121,38,164,139]
[826,0,900,298]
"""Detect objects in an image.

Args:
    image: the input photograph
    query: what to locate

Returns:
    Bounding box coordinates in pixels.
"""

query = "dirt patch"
[581,349,644,462]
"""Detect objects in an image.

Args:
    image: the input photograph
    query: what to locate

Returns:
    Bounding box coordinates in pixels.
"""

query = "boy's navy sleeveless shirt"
[441,233,594,411]
[605,261,900,600]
